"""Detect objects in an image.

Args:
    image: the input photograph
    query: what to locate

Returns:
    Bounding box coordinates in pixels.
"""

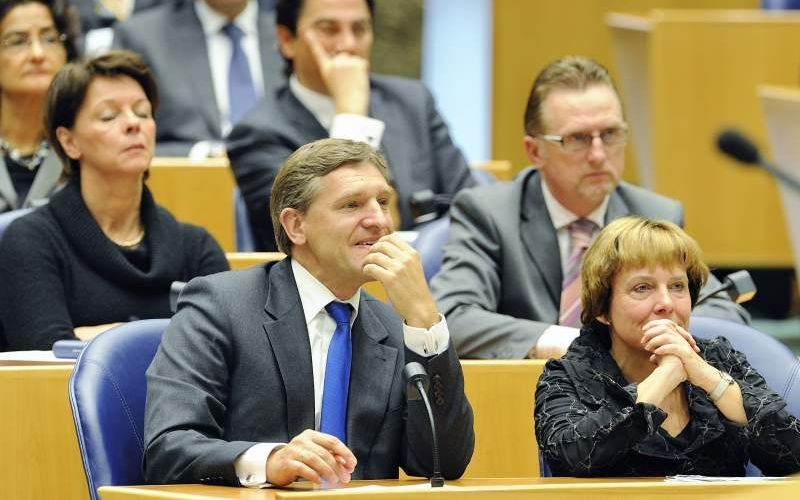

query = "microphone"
[403,362,444,487]
[409,190,452,225]
[695,270,757,307]
[716,128,800,194]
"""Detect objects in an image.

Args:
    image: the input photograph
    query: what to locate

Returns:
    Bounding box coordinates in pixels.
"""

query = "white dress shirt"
[194,0,265,137]
[234,259,449,486]
[534,179,609,357]
[289,75,385,149]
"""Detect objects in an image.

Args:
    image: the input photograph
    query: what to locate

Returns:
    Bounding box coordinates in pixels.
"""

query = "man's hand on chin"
[361,234,440,329]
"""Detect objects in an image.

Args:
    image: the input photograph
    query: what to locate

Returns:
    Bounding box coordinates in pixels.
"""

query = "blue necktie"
[320,302,352,443]
[222,23,258,125]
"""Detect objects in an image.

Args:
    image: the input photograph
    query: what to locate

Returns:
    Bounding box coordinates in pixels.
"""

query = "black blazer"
[143,259,474,485]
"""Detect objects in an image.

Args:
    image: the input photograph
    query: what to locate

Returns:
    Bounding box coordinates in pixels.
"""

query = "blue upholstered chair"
[0,207,34,240]
[233,187,256,252]
[68,319,170,500]
[762,0,800,9]
[412,215,451,282]
[539,317,800,477]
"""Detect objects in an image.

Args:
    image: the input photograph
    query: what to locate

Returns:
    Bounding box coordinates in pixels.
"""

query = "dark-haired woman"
[0,0,79,213]
[0,50,229,351]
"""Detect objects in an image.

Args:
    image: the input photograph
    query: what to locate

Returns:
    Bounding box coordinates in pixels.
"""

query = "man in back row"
[431,56,749,360]
[144,139,474,486]
[226,0,477,251]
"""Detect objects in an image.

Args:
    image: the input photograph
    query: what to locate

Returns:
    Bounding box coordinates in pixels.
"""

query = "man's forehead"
[299,0,371,23]
[541,84,623,131]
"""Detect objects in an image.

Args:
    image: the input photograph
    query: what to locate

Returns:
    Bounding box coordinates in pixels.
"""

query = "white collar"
[291,258,360,325]
[289,74,336,131]
[540,177,608,231]
[194,0,258,37]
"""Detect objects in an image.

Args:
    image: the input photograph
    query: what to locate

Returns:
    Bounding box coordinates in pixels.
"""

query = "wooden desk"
[98,477,800,500]
[147,157,236,252]
[0,365,87,500]
[460,360,543,478]
[0,359,542,500]
[607,10,800,268]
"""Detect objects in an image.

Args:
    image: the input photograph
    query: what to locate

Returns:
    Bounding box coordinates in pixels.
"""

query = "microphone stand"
[404,362,445,487]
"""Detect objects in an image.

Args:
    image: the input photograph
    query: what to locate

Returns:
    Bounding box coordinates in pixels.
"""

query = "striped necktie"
[558,219,596,327]
[319,301,352,443]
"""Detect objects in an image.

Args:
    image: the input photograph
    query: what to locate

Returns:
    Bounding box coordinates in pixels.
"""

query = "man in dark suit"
[114,0,285,156]
[226,0,476,251]
[143,139,474,487]
[431,56,749,360]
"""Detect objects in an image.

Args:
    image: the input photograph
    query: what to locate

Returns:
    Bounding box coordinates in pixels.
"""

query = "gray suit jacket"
[143,259,474,485]
[113,0,285,156]
[226,75,477,251]
[0,152,62,213]
[431,168,750,359]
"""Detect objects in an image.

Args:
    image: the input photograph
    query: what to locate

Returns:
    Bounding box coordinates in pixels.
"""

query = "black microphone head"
[716,129,761,165]
[403,362,428,384]
[723,270,757,304]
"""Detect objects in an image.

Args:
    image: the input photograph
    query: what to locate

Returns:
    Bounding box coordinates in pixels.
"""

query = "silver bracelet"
[708,370,734,402]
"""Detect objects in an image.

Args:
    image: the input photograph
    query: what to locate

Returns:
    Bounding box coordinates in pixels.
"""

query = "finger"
[305,30,330,67]
[653,344,689,358]
[296,449,343,485]
[290,458,324,485]
[311,433,358,470]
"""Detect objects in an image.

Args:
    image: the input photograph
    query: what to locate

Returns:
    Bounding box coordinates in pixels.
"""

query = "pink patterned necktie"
[558,219,597,327]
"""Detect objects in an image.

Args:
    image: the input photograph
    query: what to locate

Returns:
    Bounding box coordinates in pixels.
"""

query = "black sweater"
[0,181,229,351]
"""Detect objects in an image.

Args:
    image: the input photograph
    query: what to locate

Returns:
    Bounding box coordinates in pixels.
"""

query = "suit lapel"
[346,299,398,460]
[25,151,62,205]
[368,84,413,222]
[604,188,631,224]
[519,171,562,307]
[257,11,285,93]
[262,260,315,439]
[0,156,17,211]
[281,89,328,138]
[172,4,221,138]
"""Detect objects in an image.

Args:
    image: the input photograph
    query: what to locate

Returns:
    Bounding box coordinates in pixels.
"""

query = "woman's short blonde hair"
[580,216,709,326]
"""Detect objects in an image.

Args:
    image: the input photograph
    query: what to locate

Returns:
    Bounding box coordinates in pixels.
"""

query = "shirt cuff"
[533,325,580,358]
[403,313,449,357]
[329,114,385,149]
[234,443,284,488]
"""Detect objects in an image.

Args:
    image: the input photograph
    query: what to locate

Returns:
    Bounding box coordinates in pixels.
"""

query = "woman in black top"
[0,0,80,213]
[535,216,800,476]
[0,50,229,350]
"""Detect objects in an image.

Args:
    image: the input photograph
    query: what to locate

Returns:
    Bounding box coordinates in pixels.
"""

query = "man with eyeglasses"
[430,56,749,360]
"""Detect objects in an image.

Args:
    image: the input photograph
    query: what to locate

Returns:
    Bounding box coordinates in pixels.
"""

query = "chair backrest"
[690,316,800,476]
[233,187,257,252]
[690,316,800,413]
[412,215,450,281]
[68,319,170,500]
[762,0,800,8]
[0,207,34,240]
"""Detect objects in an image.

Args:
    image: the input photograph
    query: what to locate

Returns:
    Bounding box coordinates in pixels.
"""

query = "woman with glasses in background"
[0,0,79,213]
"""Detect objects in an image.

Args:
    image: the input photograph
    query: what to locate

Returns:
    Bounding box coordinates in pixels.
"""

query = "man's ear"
[279,207,306,246]
[275,25,297,60]
[523,134,544,167]
[55,126,81,160]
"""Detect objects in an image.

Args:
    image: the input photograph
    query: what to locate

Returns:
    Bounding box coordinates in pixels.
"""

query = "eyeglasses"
[0,31,67,53]
[537,127,628,152]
